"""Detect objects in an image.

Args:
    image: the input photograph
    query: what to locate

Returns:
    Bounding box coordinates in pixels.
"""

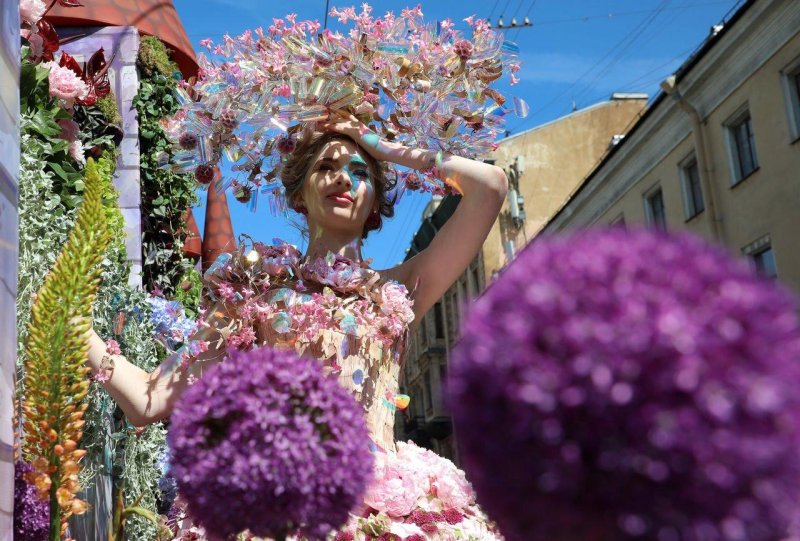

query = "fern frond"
[22,159,112,540]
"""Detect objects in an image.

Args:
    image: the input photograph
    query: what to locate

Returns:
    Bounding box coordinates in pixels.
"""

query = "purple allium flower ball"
[447,228,800,541]
[168,346,374,541]
[14,461,49,541]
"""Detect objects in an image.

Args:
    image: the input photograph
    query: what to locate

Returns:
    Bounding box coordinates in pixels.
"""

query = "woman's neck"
[304,229,364,262]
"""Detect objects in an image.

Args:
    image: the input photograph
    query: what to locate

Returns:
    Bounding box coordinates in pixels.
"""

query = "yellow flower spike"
[20,159,112,537]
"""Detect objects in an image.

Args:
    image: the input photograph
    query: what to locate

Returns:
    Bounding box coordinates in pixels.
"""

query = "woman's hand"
[317,111,442,173]
[316,112,393,163]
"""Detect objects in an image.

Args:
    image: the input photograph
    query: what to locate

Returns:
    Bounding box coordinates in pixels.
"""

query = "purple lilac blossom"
[447,228,800,541]
[168,346,374,540]
[14,461,49,541]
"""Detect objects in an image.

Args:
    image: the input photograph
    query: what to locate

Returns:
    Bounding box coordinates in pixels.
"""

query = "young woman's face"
[300,138,377,239]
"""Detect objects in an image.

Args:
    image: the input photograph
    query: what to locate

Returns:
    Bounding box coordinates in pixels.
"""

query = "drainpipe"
[660,75,724,242]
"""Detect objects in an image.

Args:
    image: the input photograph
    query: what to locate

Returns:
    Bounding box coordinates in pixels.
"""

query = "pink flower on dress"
[254,241,301,277]
[20,0,46,26]
[43,61,90,109]
[227,327,256,350]
[364,452,427,517]
[379,281,415,325]
[302,253,368,293]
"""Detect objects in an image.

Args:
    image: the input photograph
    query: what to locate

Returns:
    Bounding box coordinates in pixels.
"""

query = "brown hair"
[280,131,396,238]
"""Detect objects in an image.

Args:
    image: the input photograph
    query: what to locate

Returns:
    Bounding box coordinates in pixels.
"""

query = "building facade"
[543,0,800,294]
[483,95,649,281]
[395,96,648,460]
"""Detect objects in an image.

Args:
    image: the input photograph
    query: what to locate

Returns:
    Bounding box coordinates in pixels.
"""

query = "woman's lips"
[327,193,354,205]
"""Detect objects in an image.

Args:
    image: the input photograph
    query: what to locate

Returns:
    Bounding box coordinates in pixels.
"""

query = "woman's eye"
[318,163,333,171]
[352,169,369,178]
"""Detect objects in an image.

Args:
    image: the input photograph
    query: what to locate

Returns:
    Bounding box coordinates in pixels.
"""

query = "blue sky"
[176,0,742,268]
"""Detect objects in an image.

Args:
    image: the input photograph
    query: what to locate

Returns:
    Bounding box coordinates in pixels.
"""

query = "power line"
[569,0,672,105]
[511,0,537,41]
[487,0,503,24]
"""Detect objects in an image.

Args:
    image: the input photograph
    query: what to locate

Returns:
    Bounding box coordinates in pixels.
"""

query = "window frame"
[742,235,778,279]
[679,153,705,220]
[780,56,800,143]
[723,105,759,185]
[643,184,667,230]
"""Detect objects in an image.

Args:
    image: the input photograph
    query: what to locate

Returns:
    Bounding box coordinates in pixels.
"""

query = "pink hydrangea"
[19,0,46,26]
[364,452,427,517]
[43,62,89,109]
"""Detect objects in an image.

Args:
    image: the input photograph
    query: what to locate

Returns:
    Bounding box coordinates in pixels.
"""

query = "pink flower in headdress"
[199,38,213,50]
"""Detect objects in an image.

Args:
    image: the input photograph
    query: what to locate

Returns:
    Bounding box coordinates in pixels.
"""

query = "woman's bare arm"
[86,323,228,426]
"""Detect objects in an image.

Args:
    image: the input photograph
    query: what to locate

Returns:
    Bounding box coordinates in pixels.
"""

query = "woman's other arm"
[86,324,227,426]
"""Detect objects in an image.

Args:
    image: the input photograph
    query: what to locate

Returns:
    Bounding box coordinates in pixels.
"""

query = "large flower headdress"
[164,4,526,213]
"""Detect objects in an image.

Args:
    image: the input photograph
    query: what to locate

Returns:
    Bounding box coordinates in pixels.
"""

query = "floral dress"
[202,240,414,452]
[171,240,502,541]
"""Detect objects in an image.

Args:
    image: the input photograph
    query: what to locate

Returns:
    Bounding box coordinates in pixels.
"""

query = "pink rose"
[43,62,89,109]
[20,0,46,26]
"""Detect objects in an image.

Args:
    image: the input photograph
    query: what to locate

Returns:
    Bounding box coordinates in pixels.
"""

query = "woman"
[86,115,507,448]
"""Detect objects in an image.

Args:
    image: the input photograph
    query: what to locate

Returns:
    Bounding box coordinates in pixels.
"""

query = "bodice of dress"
[202,241,415,452]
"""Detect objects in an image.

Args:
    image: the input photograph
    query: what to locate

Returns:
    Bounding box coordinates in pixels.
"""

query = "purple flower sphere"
[14,461,49,541]
[447,228,800,541]
[168,346,374,540]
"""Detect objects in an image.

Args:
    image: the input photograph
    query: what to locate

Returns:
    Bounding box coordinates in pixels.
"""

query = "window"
[781,57,800,141]
[424,370,433,412]
[752,247,777,278]
[433,302,445,340]
[680,155,704,219]
[742,236,778,279]
[471,265,481,296]
[644,188,666,229]
[725,108,759,184]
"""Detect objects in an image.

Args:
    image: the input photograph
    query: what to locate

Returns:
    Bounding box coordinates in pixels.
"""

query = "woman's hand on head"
[316,112,391,163]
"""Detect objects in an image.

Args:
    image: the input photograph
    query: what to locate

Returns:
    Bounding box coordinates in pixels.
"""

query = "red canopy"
[45,0,198,77]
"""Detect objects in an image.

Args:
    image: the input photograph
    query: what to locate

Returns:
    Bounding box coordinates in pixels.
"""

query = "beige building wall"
[483,97,648,280]
[544,0,800,294]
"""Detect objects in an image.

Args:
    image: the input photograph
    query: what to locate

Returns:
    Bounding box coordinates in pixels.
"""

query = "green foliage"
[22,159,112,539]
[97,93,123,126]
[174,267,203,318]
[137,36,179,80]
[134,37,198,296]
